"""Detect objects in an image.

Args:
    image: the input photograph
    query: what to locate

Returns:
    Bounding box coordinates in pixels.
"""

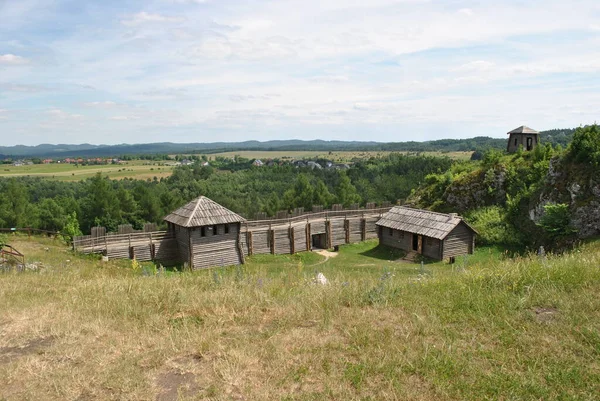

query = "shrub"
[569,124,600,167]
[465,206,517,246]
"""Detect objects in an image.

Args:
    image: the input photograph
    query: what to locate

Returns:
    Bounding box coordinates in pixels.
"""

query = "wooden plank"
[344,219,350,244]
[289,226,295,254]
[361,218,366,241]
[247,230,253,256]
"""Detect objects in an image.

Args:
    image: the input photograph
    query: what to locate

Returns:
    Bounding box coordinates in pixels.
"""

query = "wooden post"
[361,218,366,241]
[104,235,108,255]
[326,220,332,249]
[306,222,311,251]
[270,228,275,254]
[247,230,254,256]
[188,230,193,270]
[289,225,295,254]
[237,228,245,264]
[344,219,350,244]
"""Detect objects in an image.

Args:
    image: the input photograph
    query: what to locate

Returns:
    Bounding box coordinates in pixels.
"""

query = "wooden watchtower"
[507,125,540,153]
[164,196,246,269]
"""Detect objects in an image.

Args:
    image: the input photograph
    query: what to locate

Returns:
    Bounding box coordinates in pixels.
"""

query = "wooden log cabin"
[164,196,246,269]
[376,206,476,261]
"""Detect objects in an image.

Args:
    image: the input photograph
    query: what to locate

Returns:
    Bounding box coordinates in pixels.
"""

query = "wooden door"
[417,235,423,254]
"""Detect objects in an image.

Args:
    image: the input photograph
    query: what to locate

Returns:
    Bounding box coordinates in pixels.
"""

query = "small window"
[201,226,206,237]
[388,228,394,236]
[514,138,518,146]
[213,225,218,235]
[224,224,230,234]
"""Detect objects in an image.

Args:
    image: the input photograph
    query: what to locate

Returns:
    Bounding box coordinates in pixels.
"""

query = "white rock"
[315,272,329,285]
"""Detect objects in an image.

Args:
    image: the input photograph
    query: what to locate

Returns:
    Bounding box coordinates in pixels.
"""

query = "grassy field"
[0,161,175,181]
[1,236,599,400]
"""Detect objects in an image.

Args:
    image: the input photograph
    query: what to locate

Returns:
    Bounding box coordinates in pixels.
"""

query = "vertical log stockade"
[73,195,392,270]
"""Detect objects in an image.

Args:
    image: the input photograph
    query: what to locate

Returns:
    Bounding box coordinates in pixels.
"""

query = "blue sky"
[0,0,599,146]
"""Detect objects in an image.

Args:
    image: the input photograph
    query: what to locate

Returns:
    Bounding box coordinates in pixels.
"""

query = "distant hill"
[0,128,576,158]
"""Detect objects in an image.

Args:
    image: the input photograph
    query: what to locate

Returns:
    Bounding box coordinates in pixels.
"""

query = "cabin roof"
[164,196,246,227]
[376,206,476,240]
[507,125,539,135]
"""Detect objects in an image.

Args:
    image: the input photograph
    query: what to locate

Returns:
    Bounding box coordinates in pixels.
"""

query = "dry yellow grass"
[1,236,599,400]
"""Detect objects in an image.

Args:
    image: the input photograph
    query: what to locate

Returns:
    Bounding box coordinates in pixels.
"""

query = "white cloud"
[121,12,184,26]
[457,8,475,17]
[109,115,140,121]
[0,54,29,65]
[45,109,84,120]
[453,60,495,72]
[83,101,120,108]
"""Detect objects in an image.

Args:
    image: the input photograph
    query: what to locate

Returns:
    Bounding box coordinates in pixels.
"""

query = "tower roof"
[164,196,245,227]
[507,125,539,135]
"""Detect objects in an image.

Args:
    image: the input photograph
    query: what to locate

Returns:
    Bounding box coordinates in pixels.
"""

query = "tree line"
[0,154,451,235]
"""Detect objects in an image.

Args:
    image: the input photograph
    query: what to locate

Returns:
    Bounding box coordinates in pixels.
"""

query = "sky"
[0,0,599,146]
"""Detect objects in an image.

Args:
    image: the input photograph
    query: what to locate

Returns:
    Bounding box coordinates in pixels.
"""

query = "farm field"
[1,236,599,400]
[0,161,174,181]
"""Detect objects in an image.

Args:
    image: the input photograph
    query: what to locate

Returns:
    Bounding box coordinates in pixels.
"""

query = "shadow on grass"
[359,244,406,261]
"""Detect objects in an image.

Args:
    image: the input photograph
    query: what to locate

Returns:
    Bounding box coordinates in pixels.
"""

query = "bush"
[569,124,600,167]
[465,206,518,246]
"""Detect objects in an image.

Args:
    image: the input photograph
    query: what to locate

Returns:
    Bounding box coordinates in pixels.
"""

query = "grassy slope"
[1,237,599,400]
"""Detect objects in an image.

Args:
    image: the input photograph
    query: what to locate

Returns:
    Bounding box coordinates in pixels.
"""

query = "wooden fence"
[73,231,178,263]
[73,207,392,265]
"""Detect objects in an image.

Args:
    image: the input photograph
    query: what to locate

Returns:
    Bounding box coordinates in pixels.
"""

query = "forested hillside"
[0,154,451,234]
[0,128,576,158]
[410,125,599,251]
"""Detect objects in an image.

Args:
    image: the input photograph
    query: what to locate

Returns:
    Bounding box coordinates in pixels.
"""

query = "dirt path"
[311,249,339,266]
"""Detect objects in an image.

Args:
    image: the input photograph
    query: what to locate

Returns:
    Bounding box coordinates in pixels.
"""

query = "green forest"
[0,125,597,252]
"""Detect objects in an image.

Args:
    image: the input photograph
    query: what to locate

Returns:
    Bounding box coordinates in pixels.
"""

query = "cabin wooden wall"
[422,236,442,260]
[442,223,474,259]
[379,227,412,250]
[189,223,242,269]
[175,225,190,266]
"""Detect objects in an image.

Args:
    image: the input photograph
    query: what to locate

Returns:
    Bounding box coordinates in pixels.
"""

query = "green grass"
[1,235,599,400]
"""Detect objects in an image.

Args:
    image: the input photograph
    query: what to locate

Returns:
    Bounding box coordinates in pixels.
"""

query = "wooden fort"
[376,206,476,261]
[74,197,475,268]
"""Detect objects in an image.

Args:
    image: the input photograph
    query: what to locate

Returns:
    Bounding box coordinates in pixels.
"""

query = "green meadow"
[1,235,599,400]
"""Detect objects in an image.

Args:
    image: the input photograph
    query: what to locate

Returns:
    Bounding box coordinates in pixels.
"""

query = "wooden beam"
[188,229,193,270]
[326,220,332,249]
[270,228,275,254]
[289,225,295,254]
[247,230,254,256]
[361,218,366,242]
[237,225,246,264]
[344,219,350,244]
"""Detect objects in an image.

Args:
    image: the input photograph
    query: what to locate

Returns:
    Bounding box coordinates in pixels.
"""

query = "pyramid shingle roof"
[164,196,245,227]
